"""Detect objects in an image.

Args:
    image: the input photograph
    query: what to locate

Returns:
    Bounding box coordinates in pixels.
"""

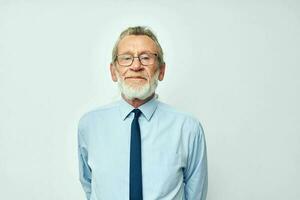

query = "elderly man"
[78,26,208,200]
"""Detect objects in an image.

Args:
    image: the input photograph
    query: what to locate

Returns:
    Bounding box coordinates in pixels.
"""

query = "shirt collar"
[119,94,159,121]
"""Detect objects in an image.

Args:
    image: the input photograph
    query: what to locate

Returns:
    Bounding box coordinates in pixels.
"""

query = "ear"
[110,63,118,82]
[158,63,166,81]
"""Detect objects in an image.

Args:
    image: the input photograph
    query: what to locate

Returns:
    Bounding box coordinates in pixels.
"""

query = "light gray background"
[0,0,299,199]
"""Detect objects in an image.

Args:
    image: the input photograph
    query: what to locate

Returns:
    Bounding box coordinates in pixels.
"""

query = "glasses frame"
[116,52,158,67]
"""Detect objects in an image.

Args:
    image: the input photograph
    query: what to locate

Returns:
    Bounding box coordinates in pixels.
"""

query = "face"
[110,35,165,100]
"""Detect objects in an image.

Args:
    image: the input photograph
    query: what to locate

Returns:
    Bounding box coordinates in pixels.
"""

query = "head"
[110,26,166,100]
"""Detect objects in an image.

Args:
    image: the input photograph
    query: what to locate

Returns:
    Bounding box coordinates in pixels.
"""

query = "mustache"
[116,69,160,81]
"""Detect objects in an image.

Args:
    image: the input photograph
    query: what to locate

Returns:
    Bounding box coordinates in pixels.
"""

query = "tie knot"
[132,109,142,119]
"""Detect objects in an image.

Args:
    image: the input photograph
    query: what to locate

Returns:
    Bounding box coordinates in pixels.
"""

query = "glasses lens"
[117,54,133,66]
[139,53,155,65]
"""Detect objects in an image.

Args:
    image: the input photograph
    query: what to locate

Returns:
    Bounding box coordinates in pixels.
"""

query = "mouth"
[125,76,147,80]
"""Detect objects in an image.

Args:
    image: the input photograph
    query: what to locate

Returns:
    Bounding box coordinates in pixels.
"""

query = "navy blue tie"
[130,109,143,200]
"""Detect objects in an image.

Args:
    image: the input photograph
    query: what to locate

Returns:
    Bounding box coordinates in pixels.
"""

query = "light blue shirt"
[78,96,208,200]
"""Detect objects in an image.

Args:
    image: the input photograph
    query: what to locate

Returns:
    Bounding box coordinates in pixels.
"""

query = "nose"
[129,57,143,70]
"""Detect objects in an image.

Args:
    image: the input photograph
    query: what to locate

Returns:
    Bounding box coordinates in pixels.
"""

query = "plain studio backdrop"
[0,0,299,199]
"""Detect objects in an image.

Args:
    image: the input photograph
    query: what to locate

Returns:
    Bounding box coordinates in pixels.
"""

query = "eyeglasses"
[116,52,158,67]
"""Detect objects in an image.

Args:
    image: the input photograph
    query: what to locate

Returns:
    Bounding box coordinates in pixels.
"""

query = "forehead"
[117,35,157,54]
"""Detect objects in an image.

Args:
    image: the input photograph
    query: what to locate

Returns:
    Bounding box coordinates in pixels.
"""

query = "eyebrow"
[118,50,155,55]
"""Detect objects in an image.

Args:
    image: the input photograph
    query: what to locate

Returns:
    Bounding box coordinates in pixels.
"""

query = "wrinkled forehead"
[117,35,158,55]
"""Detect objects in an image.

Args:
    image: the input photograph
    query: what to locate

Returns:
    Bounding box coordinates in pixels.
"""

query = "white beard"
[116,70,159,100]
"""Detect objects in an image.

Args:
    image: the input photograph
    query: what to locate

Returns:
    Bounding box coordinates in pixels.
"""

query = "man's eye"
[140,55,150,60]
[120,56,132,60]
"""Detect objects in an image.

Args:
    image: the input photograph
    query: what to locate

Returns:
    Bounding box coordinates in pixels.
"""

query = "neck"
[122,93,155,108]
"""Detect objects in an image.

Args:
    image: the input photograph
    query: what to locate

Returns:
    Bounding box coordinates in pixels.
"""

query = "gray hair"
[111,26,165,68]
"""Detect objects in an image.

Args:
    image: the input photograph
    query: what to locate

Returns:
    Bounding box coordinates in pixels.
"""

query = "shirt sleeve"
[183,121,208,200]
[78,120,92,200]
